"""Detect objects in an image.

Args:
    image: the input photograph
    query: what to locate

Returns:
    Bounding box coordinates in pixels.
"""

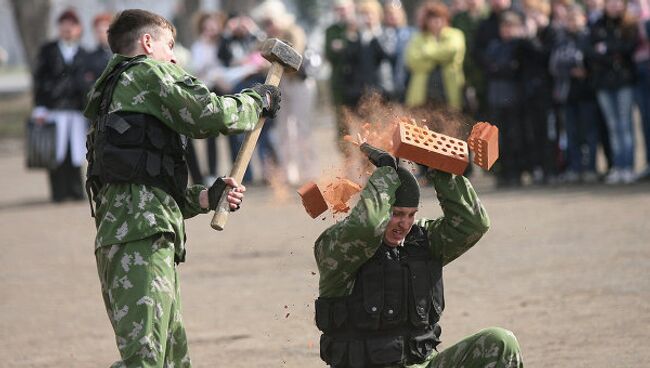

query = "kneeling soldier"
[314,142,523,367]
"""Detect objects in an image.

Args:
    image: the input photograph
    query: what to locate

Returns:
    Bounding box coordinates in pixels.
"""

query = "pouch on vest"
[408,260,432,327]
[365,335,404,365]
[382,261,406,328]
[407,327,438,361]
[351,262,383,330]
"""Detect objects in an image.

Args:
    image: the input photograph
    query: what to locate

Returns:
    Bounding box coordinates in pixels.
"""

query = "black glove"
[207,177,228,211]
[251,83,281,118]
[360,142,398,170]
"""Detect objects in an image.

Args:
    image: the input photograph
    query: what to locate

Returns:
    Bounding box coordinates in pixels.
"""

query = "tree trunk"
[10,0,51,73]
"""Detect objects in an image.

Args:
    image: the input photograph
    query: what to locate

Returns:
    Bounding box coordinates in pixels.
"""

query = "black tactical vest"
[315,225,444,368]
[86,56,189,216]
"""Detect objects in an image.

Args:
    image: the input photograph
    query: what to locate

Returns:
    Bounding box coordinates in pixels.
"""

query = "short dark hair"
[108,9,176,54]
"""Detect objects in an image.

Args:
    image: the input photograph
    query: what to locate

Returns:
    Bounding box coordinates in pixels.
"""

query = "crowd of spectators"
[325,0,650,187]
[29,0,650,203]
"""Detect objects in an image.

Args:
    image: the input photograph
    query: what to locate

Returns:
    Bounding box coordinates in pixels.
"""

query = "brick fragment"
[467,122,499,170]
[392,122,469,175]
[297,181,329,218]
[322,178,362,214]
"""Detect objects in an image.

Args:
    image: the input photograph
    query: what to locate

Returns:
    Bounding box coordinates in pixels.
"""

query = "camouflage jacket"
[314,167,490,298]
[84,54,264,260]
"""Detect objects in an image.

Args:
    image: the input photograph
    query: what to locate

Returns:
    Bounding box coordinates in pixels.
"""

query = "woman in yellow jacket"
[405,2,466,110]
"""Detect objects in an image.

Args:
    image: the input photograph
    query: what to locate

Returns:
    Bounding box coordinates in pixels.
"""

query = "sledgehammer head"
[260,38,302,73]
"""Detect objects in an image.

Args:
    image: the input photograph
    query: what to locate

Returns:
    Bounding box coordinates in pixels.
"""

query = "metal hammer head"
[260,38,302,73]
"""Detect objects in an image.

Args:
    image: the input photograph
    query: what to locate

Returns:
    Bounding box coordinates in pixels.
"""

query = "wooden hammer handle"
[210,63,284,230]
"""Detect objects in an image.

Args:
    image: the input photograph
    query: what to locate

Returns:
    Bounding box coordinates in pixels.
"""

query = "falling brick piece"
[297,181,329,219]
[322,178,362,214]
[392,121,469,175]
[467,122,499,170]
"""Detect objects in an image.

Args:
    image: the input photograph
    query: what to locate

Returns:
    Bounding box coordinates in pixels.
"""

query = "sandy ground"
[1,121,649,368]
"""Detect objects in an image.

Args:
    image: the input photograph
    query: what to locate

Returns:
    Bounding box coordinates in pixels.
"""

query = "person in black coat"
[83,13,113,86]
[585,0,639,184]
[32,9,90,202]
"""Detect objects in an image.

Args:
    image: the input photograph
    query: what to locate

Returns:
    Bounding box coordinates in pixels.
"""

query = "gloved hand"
[251,83,281,119]
[360,142,398,170]
[207,177,245,212]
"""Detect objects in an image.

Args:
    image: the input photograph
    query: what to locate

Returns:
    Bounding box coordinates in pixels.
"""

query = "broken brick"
[297,181,329,219]
[322,178,362,214]
[467,122,499,170]
[392,122,469,175]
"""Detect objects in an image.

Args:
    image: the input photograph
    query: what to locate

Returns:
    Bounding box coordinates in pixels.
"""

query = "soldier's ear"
[140,33,154,54]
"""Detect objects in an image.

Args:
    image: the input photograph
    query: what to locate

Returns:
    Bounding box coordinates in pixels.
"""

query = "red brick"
[297,181,329,218]
[392,122,469,175]
[467,122,499,170]
[322,178,362,214]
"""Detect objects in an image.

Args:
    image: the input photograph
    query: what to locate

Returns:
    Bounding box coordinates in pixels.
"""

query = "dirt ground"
[1,121,649,368]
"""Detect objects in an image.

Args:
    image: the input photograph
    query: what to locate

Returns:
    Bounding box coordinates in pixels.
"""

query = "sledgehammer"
[211,38,302,231]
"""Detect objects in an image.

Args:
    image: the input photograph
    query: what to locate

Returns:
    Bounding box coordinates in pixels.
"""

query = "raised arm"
[314,167,401,297]
[417,171,490,266]
[151,62,265,138]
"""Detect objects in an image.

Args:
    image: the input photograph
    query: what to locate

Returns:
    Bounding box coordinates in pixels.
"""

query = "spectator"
[452,0,489,118]
[324,0,358,157]
[187,12,227,185]
[586,0,639,184]
[550,4,601,183]
[253,0,318,185]
[32,9,89,202]
[586,0,605,25]
[218,14,269,183]
[484,11,525,187]
[346,0,389,105]
[405,2,466,110]
[379,0,414,102]
[630,0,650,180]
[475,0,515,71]
[519,0,556,184]
[83,13,113,85]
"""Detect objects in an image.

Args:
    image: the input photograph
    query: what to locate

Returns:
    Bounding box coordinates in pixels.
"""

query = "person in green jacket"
[84,9,280,367]
[405,2,466,110]
[314,141,523,367]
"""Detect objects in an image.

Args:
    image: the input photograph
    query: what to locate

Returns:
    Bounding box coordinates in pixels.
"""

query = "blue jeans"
[596,87,635,169]
[563,99,600,173]
[635,60,650,164]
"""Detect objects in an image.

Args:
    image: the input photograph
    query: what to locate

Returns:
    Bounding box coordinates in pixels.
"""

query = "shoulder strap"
[98,55,147,116]
[86,55,147,218]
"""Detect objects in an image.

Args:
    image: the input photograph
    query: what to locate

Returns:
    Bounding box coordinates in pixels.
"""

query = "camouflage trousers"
[95,234,191,368]
[411,327,523,368]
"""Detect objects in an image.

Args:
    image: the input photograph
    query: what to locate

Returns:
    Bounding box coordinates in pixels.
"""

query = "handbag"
[25,118,57,169]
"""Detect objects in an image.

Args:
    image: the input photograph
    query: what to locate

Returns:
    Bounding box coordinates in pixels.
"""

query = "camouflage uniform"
[314,167,523,367]
[84,55,264,367]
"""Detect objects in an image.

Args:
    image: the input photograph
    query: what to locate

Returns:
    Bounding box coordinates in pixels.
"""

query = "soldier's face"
[142,28,176,64]
[384,207,417,247]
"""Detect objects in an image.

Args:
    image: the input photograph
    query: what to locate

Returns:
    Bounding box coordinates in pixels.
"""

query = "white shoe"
[605,169,622,185]
[621,169,637,184]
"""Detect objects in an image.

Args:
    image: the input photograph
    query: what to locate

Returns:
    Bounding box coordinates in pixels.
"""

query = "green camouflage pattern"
[96,234,191,368]
[313,168,524,367]
[314,167,490,298]
[84,54,264,258]
[414,327,523,368]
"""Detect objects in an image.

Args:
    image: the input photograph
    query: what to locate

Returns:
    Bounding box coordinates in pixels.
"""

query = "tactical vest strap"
[86,56,147,217]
